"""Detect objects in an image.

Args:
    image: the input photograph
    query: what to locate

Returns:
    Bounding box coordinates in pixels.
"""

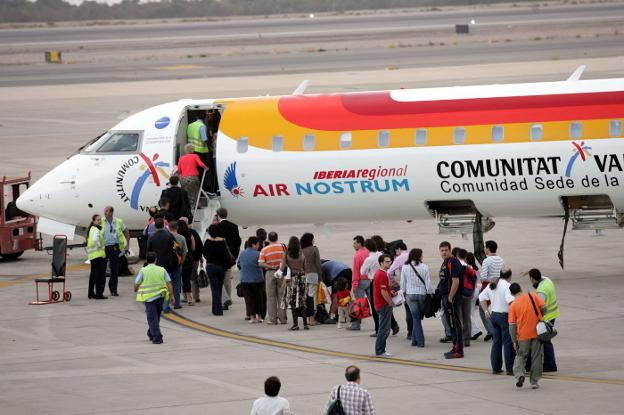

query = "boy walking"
[134,252,175,344]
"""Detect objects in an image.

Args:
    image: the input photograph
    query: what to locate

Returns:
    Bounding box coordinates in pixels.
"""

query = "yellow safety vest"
[135,264,169,302]
[105,217,126,251]
[87,226,105,261]
[187,120,209,153]
[537,277,560,322]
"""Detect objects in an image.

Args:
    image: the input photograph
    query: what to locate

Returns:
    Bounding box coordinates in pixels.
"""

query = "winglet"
[567,65,586,82]
[292,80,310,95]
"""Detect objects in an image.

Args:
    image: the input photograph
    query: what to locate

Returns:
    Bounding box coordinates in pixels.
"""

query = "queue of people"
[86,196,561,393]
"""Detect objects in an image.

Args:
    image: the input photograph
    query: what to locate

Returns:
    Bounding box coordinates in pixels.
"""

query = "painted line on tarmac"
[164,312,624,386]
[0,264,89,288]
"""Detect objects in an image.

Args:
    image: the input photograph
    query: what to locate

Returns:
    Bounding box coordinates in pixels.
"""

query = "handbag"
[236,283,244,298]
[348,297,371,320]
[197,261,209,289]
[409,263,438,318]
[326,385,345,415]
[223,241,236,268]
[528,292,558,342]
[391,290,404,307]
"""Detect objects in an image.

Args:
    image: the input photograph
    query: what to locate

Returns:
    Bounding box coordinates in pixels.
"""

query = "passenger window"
[97,133,140,153]
[340,132,352,149]
[530,124,543,141]
[304,134,315,151]
[415,129,427,146]
[570,122,582,139]
[378,130,390,148]
[492,125,504,142]
[453,127,466,144]
[237,137,248,153]
[272,135,283,152]
[610,120,622,137]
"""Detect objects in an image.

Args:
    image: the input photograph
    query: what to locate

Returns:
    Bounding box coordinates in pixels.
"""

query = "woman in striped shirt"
[400,248,433,347]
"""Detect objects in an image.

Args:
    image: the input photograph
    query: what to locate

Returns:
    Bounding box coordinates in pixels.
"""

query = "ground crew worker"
[87,214,107,299]
[508,282,547,389]
[529,268,560,372]
[103,206,130,296]
[186,111,213,190]
[134,252,174,344]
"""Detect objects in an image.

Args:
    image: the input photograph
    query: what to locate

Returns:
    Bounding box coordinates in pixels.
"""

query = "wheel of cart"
[29,235,71,305]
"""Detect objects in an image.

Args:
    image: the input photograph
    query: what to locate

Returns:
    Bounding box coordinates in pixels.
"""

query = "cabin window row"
[235,120,623,153]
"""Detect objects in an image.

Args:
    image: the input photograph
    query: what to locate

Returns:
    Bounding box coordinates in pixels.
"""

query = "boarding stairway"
[192,171,221,239]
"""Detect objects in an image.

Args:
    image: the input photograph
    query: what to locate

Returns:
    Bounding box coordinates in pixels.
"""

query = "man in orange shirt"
[508,283,548,389]
[259,232,287,325]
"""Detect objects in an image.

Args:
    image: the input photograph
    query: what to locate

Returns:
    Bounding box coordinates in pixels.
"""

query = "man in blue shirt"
[103,206,130,296]
[438,241,464,359]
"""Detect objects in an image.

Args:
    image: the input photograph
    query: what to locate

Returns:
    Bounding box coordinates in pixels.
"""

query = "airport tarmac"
[1,4,624,413]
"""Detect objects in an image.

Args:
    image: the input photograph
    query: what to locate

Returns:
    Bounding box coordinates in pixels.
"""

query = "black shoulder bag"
[409,263,439,318]
[326,385,345,415]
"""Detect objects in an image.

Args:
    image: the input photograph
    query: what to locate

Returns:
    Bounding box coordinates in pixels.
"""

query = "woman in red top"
[177,144,207,212]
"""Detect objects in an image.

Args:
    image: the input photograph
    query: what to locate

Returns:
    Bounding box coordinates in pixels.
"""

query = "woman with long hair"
[400,248,432,347]
[300,232,322,326]
[177,219,195,305]
[281,236,307,330]
[87,214,107,299]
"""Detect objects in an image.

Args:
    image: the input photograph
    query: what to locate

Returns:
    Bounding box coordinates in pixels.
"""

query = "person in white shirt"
[479,267,515,375]
[250,376,291,415]
[479,240,505,341]
[388,242,410,337]
[400,248,432,347]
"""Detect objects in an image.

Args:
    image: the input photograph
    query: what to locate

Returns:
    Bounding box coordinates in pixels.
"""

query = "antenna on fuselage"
[292,80,310,95]
[567,65,586,81]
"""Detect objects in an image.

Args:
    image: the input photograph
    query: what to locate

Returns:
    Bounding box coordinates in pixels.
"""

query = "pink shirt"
[352,247,369,291]
[177,154,206,177]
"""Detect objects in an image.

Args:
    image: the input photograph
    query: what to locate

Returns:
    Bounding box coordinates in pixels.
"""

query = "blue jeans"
[375,305,392,355]
[349,279,370,330]
[479,305,495,336]
[490,311,515,373]
[405,302,413,336]
[171,266,182,307]
[145,297,164,342]
[406,294,426,347]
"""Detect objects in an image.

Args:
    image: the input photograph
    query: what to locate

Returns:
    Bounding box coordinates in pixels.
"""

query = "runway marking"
[0,264,89,288]
[164,312,624,386]
[153,65,205,71]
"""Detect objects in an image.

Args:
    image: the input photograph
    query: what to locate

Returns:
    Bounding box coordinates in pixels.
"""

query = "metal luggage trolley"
[29,235,72,305]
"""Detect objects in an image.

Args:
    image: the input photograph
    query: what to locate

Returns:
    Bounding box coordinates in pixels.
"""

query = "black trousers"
[196,152,217,193]
[242,282,264,316]
[88,257,106,297]
[443,296,464,354]
[182,261,193,293]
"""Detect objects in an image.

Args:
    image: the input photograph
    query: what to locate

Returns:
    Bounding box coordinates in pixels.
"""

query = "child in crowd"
[335,277,351,329]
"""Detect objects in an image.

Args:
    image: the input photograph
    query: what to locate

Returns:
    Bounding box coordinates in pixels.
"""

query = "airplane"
[15,67,624,265]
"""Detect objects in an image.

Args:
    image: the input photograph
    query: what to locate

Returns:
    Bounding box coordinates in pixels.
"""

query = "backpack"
[461,265,477,298]
[326,385,346,415]
[167,234,183,270]
[348,297,371,320]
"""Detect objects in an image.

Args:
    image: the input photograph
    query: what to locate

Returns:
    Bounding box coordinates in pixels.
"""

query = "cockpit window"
[97,133,140,153]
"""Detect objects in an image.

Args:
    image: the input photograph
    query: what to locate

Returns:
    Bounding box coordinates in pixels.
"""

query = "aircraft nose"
[16,180,48,218]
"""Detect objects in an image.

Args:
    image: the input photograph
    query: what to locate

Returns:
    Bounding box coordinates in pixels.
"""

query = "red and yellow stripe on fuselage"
[217,90,624,150]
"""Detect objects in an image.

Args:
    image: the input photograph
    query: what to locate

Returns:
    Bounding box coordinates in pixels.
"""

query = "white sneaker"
[377,351,393,357]
[337,323,343,329]
[531,383,540,389]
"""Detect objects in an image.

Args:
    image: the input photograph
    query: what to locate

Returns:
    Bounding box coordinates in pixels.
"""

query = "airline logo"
[252,165,410,197]
[565,141,592,177]
[115,152,170,210]
[224,162,244,197]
